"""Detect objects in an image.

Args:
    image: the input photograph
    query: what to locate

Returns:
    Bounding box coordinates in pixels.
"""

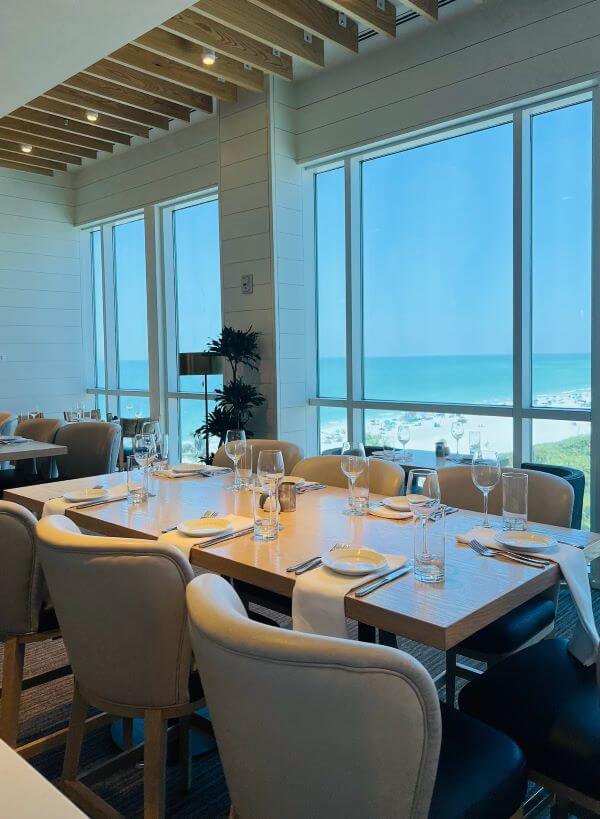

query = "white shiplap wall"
[0,166,82,418]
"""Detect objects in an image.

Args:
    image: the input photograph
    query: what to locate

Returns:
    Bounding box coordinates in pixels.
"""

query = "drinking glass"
[126,455,147,503]
[225,430,247,491]
[257,450,285,489]
[238,444,253,489]
[468,431,481,458]
[252,478,279,541]
[471,450,501,528]
[340,442,367,516]
[502,472,528,531]
[352,462,370,516]
[451,420,465,455]
[397,425,411,459]
[133,433,156,470]
[407,469,443,582]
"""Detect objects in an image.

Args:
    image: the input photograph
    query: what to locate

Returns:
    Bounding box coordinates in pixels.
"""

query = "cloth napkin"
[292,553,408,639]
[456,527,600,666]
[0,436,30,445]
[156,465,232,479]
[158,513,253,559]
[42,482,128,517]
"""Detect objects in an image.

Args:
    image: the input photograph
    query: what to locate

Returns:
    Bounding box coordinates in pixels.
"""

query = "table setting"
[0,435,31,446]
[158,510,254,559]
[42,480,130,517]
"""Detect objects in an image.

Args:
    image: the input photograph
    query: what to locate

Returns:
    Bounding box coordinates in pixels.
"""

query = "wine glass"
[471,450,501,528]
[340,442,367,516]
[397,424,411,459]
[406,469,443,582]
[132,433,156,498]
[225,430,247,491]
[451,420,465,455]
[257,449,285,486]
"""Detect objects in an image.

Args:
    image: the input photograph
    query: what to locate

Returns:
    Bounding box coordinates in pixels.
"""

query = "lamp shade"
[178,352,223,376]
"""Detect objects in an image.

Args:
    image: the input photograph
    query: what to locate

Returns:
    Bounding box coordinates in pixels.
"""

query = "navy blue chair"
[521,462,585,529]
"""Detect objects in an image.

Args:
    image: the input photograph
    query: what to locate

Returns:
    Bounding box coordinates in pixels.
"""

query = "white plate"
[382,495,421,512]
[171,463,205,474]
[494,531,555,552]
[177,517,233,538]
[321,547,388,576]
[368,505,412,521]
[63,488,108,503]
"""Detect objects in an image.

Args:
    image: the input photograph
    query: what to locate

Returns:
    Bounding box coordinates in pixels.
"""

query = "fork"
[201,510,218,518]
[469,539,550,568]
[287,543,353,574]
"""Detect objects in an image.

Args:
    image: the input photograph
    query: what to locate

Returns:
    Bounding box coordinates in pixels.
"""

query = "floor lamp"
[178,352,223,463]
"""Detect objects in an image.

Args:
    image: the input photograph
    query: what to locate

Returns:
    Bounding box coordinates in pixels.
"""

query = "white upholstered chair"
[212,438,303,474]
[291,455,405,497]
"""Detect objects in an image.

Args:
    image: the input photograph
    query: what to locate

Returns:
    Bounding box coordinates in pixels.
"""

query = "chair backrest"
[119,417,158,438]
[438,466,574,527]
[15,417,64,480]
[54,422,121,480]
[292,455,405,497]
[36,515,195,710]
[0,413,17,436]
[212,438,303,474]
[187,575,441,819]
[0,501,45,637]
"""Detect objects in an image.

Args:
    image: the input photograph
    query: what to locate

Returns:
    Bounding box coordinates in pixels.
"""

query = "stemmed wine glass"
[133,433,156,498]
[257,450,285,489]
[225,429,247,491]
[451,420,465,455]
[340,442,367,516]
[397,424,411,460]
[471,450,501,528]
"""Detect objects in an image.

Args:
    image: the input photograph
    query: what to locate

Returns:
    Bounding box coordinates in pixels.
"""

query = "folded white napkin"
[368,505,412,521]
[156,465,232,479]
[42,482,128,517]
[292,553,408,639]
[0,436,30,444]
[157,513,253,559]
[456,527,599,666]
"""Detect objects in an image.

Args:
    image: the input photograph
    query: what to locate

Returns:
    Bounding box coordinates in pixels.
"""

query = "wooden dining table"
[0,439,67,463]
[6,471,600,651]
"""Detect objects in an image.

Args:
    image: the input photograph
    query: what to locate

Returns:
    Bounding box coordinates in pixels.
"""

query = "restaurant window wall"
[312,93,595,529]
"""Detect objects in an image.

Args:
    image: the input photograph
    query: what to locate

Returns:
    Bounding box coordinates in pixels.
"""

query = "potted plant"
[195,326,265,461]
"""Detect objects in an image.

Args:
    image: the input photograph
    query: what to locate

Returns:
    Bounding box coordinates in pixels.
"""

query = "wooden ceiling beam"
[0,149,67,172]
[0,126,97,159]
[26,97,150,138]
[0,159,53,177]
[248,0,358,52]
[136,28,264,93]
[43,85,170,130]
[161,9,293,80]
[63,72,193,121]
[0,138,82,165]
[108,44,237,103]
[11,108,129,146]
[320,0,399,36]
[398,0,438,20]
[85,59,214,112]
[193,0,325,66]
[0,117,112,153]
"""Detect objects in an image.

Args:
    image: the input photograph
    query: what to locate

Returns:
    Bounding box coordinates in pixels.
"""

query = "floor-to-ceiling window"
[312,93,594,528]
[84,191,222,459]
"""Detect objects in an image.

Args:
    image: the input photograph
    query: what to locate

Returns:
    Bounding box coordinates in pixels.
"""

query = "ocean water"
[319,353,591,406]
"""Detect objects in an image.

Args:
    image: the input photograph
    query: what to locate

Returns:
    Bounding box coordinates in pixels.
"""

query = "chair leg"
[144,710,168,819]
[178,716,191,793]
[62,682,89,783]
[0,638,25,747]
[445,649,457,707]
[550,796,569,819]
[123,717,134,751]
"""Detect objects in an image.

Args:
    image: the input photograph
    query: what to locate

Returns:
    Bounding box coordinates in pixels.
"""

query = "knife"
[353,565,412,598]
[194,526,254,549]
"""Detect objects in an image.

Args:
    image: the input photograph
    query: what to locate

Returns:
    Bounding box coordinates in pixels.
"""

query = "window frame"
[308,87,597,528]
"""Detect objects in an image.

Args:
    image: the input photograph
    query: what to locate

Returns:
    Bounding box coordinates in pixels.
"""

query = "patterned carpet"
[1,586,596,818]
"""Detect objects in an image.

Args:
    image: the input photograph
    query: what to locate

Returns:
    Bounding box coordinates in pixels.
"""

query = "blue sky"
[316,100,592,361]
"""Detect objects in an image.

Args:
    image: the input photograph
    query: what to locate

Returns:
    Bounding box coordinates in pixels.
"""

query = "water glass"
[407,469,444,582]
[502,472,528,531]
[126,456,147,504]
[468,431,481,458]
[341,442,367,516]
[252,479,279,541]
[238,444,253,489]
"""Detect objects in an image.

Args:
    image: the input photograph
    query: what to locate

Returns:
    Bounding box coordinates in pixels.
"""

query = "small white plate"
[171,463,205,474]
[177,517,233,538]
[368,506,412,521]
[63,488,108,503]
[321,547,388,576]
[382,495,420,512]
[494,531,554,552]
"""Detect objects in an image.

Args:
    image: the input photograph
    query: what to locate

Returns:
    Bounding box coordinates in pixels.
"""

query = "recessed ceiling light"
[21,144,33,154]
[201,49,217,67]
[85,110,99,123]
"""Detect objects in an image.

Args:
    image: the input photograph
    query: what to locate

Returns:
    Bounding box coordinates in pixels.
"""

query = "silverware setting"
[296,483,326,494]
[353,564,413,597]
[287,543,353,575]
[194,526,254,548]
[468,538,551,569]
[162,509,219,533]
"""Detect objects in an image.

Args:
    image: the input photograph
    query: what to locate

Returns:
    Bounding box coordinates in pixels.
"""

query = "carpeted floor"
[1,587,597,818]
